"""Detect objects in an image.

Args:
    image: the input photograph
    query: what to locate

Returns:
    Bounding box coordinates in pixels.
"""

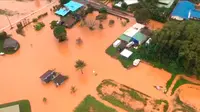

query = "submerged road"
[73,0,134,19]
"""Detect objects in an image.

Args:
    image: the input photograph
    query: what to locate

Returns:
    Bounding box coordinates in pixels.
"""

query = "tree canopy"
[140,21,200,76]
[59,0,70,5]
[134,8,151,24]
[75,60,86,74]
[53,26,67,42]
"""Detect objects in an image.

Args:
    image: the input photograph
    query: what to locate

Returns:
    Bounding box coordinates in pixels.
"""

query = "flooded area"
[0,0,48,28]
[0,1,200,112]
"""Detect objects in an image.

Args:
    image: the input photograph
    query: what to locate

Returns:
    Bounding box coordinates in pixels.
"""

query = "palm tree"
[75,60,86,74]
[71,86,77,94]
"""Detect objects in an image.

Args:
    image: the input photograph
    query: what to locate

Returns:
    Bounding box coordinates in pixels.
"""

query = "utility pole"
[6,15,13,29]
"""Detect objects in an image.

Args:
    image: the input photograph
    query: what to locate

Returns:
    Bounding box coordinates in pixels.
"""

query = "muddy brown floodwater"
[0,5,199,112]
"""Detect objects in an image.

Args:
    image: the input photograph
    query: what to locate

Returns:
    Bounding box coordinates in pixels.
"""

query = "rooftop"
[171,1,200,20]
[133,32,147,42]
[3,38,19,49]
[40,70,55,80]
[55,8,70,16]
[53,74,68,86]
[64,1,83,12]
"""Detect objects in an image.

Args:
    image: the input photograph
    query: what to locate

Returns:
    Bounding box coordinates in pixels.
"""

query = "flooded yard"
[0,2,200,112]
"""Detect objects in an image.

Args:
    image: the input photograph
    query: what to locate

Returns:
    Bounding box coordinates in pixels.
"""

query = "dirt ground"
[0,1,200,112]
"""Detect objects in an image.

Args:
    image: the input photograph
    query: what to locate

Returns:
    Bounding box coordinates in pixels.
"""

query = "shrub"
[99,23,103,29]
[53,26,67,42]
[34,22,45,31]
[109,19,115,26]
[0,31,8,40]
[16,28,24,36]
[121,2,128,10]
[76,38,83,45]
[99,7,107,13]
[96,14,107,20]
[50,20,57,29]
[43,97,47,102]
[38,12,48,19]
[17,22,23,29]
[32,18,38,23]
[86,4,94,13]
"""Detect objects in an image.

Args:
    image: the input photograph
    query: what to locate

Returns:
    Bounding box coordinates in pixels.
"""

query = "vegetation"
[53,26,67,42]
[121,21,127,27]
[86,20,96,30]
[75,59,86,74]
[43,97,47,102]
[99,7,107,14]
[175,96,196,112]
[0,100,31,112]
[109,19,115,26]
[105,45,118,57]
[74,95,117,112]
[138,21,200,76]
[34,22,45,31]
[165,74,176,93]
[50,20,58,29]
[59,0,70,5]
[96,13,107,21]
[121,2,128,10]
[171,77,200,95]
[37,12,48,19]
[155,100,169,112]
[99,23,103,29]
[86,4,94,13]
[32,18,38,23]
[134,8,151,24]
[0,31,9,52]
[71,86,77,94]
[76,37,83,45]
[97,80,145,112]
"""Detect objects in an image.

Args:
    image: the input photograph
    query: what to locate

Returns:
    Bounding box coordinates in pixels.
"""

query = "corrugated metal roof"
[133,32,147,42]
[119,34,132,42]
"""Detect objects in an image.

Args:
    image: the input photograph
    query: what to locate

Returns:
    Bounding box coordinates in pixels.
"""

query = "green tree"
[50,20,57,29]
[59,0,70,5]
[109,19,115,26]
[134,8,151,24]
[86,4,94,13]
[75,59,86,74]
[99,7,107,13]
[53,26,67,42]
[121,2,128,10]
[0,31,8,40]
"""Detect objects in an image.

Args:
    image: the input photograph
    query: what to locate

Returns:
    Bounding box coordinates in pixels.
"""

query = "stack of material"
[120,49,133,58]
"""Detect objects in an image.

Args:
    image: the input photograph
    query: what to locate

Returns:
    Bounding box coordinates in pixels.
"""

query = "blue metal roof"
[55,8,70,16]
[191,10,200,18]
[64,1,83,12]
[171,1,195,19]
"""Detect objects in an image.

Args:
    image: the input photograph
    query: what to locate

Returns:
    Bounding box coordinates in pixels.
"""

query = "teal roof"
[55,8,70,16]
[133,32,147,42]
[119,34,132,42]
[64,1,83,12]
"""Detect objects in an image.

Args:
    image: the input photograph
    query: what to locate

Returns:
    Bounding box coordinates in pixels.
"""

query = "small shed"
[53,74,68,87]
[120,49,133,58]
[40,70,56,83]
[3,38,19,52]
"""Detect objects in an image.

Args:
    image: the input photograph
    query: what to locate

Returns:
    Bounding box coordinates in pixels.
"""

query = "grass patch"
[0,100,31,112]
[97,79,117,95]
[165,74,176,93]
[175,96,196,112]
[119,88,146,103]
[0,39,4,52]
[155,100,169,112]
[74,95,116,112]
[105,45,118,57]
[171,77,200,95]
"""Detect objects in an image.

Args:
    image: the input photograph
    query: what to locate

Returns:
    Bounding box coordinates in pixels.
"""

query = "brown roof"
[61,14,77,28]
[3,38,19,49]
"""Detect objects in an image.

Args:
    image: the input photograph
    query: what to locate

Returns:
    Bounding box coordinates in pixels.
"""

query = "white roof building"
[123,23,145,37]
[120,49,133,58]
[114,0,139,7]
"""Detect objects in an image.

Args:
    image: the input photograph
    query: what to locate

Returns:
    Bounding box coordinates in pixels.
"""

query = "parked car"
[133,59,141,66]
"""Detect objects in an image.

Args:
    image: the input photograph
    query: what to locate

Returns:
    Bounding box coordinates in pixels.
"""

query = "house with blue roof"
[64,1,83,12]
[171,0,200,20]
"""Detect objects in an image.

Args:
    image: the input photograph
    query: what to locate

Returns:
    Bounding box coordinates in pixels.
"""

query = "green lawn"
[165,74,176,93]
[0,100,31,112]
[171,77,200,95]
[74,95,117,112]
[105,45,118,57]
